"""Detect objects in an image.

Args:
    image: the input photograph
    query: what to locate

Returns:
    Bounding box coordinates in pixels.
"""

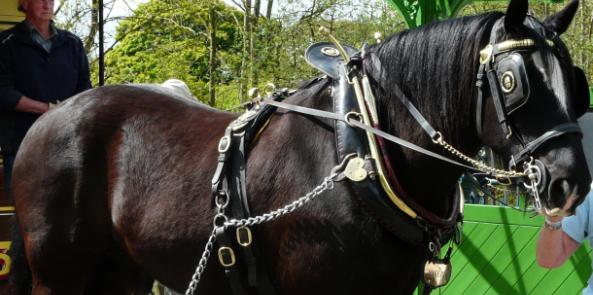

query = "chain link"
[185,191,231,295]
[434,134,525,178]
[184,173,339,295]
[185,228,218,295]
[225,175,337,228]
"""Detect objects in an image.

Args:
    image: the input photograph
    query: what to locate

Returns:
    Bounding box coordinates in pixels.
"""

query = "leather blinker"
[495,53,530,115]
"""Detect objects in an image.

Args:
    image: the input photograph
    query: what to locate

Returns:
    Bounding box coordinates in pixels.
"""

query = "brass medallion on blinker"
[501,71,516,93]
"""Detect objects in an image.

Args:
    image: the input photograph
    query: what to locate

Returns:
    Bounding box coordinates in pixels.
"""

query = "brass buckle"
[236,226,253,247]
[479,44,493,64]
[218,247,236,267]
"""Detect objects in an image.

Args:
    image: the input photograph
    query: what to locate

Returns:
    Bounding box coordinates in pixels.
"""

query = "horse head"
[365,0,590,217]
[479,0,590,214]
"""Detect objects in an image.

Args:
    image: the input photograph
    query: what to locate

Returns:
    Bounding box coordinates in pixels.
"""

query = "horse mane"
[367,12,505,148]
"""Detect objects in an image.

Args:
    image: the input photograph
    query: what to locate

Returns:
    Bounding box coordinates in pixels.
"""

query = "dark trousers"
[2,153,14,199]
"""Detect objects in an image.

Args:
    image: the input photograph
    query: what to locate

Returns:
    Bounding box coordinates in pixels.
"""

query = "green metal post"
[387,0,567,29]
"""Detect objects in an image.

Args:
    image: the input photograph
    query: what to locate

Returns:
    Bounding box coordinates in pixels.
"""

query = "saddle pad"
[305,42,359,79]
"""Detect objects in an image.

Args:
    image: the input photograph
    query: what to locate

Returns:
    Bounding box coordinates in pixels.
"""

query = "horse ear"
[505,0,528,30]
[544,0,579,35]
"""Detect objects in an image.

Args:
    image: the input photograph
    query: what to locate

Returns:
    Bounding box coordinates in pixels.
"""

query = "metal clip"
[523,158,543,212]
[218,135,231,153]
[218,247,236,267]
[344,157,368,182]
[331,153,358,181]
[344,112,363,127]
[431,131,444,144]
[248,87,260,100]
[505,126,513,140]
[236,226,253,247]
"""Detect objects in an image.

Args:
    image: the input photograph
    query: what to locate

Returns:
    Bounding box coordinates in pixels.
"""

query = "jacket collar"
[13,21,67,50]
[23,20,59,39]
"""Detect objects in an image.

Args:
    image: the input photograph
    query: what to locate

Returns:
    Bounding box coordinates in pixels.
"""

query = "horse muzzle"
[531,144,592,216]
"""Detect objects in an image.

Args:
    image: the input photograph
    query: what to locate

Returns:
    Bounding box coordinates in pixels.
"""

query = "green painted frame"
[387,0,566,29]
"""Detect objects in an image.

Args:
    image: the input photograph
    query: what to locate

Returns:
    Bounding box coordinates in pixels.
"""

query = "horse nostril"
[548,178,572,208]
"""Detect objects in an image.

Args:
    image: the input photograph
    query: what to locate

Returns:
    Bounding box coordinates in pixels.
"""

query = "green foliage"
[255,0,404,89]
[98,0,592,110]
[99,0,406,108]
[104,0,242,105]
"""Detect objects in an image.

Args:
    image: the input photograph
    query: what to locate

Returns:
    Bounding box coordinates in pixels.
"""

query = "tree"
[54,0,139,85]
[104,0,243,107]
[209,5,218,106]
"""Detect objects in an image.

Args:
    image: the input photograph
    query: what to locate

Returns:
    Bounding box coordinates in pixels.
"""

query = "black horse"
[7,0,591,294]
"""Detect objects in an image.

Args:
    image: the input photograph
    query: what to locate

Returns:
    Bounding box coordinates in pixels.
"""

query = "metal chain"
[185,228,218,295]
[184,172,340,295]
[523,159,543,213]
[225,174,337,228]
[433,134,525,178]
[185,189,231,295]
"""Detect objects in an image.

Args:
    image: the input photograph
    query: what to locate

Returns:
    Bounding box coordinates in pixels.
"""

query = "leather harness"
[211,91,289,295]
[204,15,588,295]
[210,43,463,294]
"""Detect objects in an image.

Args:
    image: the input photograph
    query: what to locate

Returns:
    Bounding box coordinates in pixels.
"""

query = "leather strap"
[332,75,366,162]
[264,99,479,172]
[216,227,248,295]
[486,68,511,136]
[229,133,259,287]
[212,101,287,295]
[475,65,487,138]
[512,122,582,164]
[390,81,438,140]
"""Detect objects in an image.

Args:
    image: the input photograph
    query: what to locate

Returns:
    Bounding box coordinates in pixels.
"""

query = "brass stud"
[501,71,516,93]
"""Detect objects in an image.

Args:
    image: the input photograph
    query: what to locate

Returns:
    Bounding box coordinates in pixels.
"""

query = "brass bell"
[423,258,452,288]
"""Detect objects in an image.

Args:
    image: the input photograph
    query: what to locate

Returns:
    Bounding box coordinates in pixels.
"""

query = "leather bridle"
[475,17,583,199]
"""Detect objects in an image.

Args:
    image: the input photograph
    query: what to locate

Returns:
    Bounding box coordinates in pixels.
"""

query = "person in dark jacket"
[0,0,92,198]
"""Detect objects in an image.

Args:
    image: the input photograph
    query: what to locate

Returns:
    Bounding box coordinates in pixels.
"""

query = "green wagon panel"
[462,226,536,295]
[416,205,592,294]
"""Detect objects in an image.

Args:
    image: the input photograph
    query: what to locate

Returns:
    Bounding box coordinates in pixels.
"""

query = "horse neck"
[367,14,500,216]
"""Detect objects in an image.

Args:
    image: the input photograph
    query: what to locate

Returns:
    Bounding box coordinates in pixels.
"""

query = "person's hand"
[15,96,50,114]
[48,100,61,110]
[541,195,578,230]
